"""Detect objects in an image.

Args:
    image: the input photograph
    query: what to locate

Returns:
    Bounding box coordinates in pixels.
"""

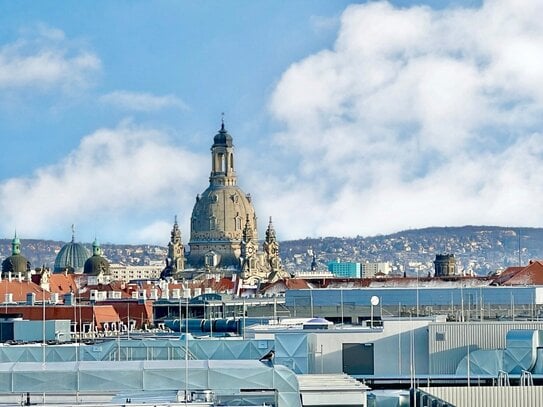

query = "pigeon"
[259,350,275,366]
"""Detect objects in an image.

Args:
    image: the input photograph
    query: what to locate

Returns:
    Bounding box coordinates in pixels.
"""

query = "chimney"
[26,271,32,282]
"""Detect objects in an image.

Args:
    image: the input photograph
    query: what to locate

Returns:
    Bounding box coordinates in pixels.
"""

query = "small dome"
[54,241,90,274]
[2,254,30,275]
[83,255,110,275]
[213,123,233,147]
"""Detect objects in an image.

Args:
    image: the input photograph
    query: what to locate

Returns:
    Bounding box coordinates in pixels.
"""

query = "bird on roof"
[259,349,275,366]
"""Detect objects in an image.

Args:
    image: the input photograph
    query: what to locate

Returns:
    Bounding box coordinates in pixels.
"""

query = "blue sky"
[2,0,542,245]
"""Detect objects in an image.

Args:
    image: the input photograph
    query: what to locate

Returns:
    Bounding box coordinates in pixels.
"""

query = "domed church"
[187,121,258,269]
[83,238,110,276]
[1,233,31,278]
[179,120,289,285]
[54,226,90,274]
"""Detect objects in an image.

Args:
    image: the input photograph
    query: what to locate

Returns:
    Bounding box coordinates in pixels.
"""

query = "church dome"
[54,230,89,274]
[2,254,30,275]
[83,255,110,275]
[213,122,233,147]
[188,122,257,268]
[192,185,256,236]
[1,233,30,277]
[83,239,110,275]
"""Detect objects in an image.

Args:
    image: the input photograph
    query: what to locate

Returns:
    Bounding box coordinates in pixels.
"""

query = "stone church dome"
[54,227,90,274]
[188,122,257,268]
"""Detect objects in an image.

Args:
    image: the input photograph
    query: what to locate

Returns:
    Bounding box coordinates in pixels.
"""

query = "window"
[436,332,446,341]
[342,343,374,375]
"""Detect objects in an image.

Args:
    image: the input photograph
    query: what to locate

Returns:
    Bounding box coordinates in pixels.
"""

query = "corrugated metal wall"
[428,321,543,374]
[421,386,543,407]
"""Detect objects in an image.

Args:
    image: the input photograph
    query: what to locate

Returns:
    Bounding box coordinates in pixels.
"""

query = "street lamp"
[370,296,380,328]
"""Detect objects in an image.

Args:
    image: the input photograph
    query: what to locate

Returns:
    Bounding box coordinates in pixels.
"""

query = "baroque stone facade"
[161,216,185,279]
[187,122,257,270]
[171,121,289,285]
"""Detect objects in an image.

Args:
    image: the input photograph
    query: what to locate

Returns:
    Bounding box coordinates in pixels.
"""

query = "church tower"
[240,214,259,277]
[263,217,288,282]
[188,121,257,269]
[161,216,185,279]
[168,216,185,271]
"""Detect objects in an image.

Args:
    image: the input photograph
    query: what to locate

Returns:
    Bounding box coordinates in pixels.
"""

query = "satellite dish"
[370,296,380,306]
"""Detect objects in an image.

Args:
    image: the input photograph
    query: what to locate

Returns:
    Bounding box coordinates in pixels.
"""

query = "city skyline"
[2,0,542,245]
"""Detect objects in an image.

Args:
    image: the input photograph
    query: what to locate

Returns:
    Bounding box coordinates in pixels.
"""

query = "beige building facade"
[187,122,258,269]
[184,122,289,285]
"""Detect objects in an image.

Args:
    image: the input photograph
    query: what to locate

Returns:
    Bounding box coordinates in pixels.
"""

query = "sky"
[1,0,543,245]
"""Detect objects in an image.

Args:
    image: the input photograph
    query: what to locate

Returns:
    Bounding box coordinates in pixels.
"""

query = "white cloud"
[0,25,101,91]
[264,0,543,239]
[0,121,206,244]
[100,91,188,112]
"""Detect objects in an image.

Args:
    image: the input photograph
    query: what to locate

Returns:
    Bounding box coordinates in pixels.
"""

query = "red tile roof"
[0,279,49,302]
[493,261,543,285]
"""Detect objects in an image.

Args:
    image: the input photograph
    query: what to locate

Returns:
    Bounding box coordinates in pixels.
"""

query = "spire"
[242,214,255,242]
[171,215,181,243]
[92,238,101,256]
[210,117,235,186]
[265,216,276,243]
[11,231,21,255]
[71,224,75,243]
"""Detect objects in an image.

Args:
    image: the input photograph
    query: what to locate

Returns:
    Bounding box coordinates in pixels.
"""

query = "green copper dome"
[83,238,110,275]
[2,232,30,277]
[2,254,31,276]
[54,231,90,274]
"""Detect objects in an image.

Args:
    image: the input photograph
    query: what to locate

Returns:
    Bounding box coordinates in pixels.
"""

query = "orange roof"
[495,261,543,285]
[186,277,234,293]
[260,278,311,293]
[0,279,49,302]
[48,273,78,294]
[93,305,121,326]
